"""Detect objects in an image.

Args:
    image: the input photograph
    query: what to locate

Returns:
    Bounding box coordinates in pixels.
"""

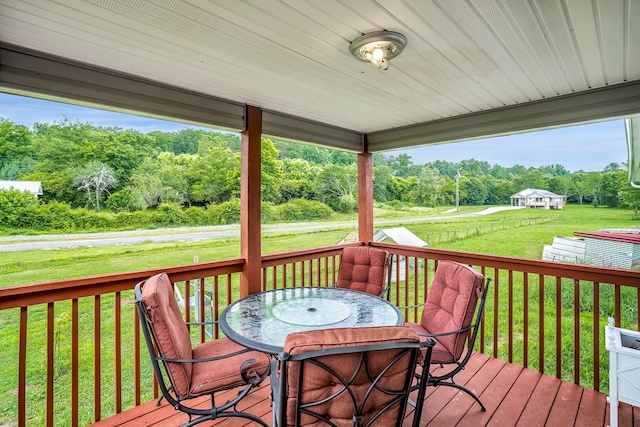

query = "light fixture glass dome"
[349,31,407,70]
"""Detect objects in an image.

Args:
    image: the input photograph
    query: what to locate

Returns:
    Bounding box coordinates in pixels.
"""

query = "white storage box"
[606,317,640,427]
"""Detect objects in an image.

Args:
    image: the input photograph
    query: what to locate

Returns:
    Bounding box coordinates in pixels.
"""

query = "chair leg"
[433,380,486,411]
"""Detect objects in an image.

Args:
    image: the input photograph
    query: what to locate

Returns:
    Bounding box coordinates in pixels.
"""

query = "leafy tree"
[388,175,418,203]
[579,172,603,206]
[0,157,36,179]
[260,139,283,203]
[279,158,319,202]
[105,188,136,213]
[511,169,547,191]
[330,151,356,165]
[492,178,516,204]
[188,135,239,204]
[460,175,488,205]
[489,164,512,180]
[388,154,418,178]
[0,189,39,225]
[0,118,32,170]
[459,159,491,176]
[373,165,392,203]
[432,160,458,179]
[23,169,80,205]
[414,164,445,207]
[603,162,621,172]
[128,153,191,208]
[600,170,627,207]
[272,140,331,164]
[73,161,117,211]
[618,184,640,215]
[547,175,574,197]
[315,164,358,211]
[539,164,570,176]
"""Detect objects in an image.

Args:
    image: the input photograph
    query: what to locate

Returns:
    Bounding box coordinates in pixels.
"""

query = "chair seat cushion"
[405,321,456,364]
[190,337,270,396]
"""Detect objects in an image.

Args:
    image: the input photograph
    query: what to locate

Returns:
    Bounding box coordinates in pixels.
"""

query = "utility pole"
[455,170,461,212]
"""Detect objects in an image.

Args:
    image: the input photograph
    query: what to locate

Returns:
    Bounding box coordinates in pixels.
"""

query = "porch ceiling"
[1,0,640,152]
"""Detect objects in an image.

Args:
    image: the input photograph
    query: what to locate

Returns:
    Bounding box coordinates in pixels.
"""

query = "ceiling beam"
[0,43,363,151]
[367,81,640,152]
[0,42,246,131]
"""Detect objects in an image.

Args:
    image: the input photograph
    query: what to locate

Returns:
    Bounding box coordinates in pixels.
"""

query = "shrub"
[335,194,357,214]
[261,202,280,223]
[183,206,208,226]
[155,202,185,226]
[105,189,136,213]
[209,198,241,224]
[0,190,38,226]
[279,199,334,221]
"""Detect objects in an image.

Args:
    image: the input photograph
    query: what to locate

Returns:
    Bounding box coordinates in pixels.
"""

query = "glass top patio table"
[219,287,404,354]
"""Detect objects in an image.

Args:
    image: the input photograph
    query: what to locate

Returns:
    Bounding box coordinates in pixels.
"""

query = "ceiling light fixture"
[349,31,407,71]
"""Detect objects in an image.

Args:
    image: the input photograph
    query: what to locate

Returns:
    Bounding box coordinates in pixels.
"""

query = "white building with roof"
[510,188,566,210]
[0,180,43,196]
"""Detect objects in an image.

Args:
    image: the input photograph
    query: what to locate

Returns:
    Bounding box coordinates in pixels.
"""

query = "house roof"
[0,180,43,196]
[510,188,564,199]
[1,1,639,153]
[574,231,640,245]
[374,227,428,247]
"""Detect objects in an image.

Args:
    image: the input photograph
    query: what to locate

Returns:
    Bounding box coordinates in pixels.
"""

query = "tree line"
[1,117,639,218]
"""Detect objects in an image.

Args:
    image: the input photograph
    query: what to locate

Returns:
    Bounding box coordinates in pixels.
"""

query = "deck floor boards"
[90,353,634,427]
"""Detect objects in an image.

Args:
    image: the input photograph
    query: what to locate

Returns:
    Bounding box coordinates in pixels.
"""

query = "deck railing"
[1,244,639,426]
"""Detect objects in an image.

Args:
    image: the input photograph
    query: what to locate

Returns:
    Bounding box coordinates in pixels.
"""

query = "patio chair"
[404,260,491,411]
[271,326,435,427]
[134,272,270,427]
[334,246,392,298]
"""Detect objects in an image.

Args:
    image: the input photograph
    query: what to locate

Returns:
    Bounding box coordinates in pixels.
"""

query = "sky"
[0,92,629,173]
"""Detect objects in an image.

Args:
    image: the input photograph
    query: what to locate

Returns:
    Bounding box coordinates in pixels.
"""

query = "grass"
[0,204,638,425]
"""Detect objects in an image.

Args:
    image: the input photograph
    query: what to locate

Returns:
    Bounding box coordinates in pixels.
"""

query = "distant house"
[0,180,43,196]
[510,188,566,210]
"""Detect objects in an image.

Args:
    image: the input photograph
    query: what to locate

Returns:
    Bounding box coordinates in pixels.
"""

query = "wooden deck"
[91,352,639,427]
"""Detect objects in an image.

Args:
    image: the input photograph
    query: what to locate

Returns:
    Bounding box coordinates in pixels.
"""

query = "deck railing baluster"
[508,270,513,362]
[94,296,102,419]
[523,273,529,368]
[47,303,54,427]
[574,279,580,385]
[593,281,600,392]
[539,274,545,373]
[555,276,562,379]
[114,292,121,414]
[72,298,79,426]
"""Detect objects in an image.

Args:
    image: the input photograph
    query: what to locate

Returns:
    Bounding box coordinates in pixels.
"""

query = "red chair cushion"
[191,338,270,396]
[140,272,193,397]
[416,261,484,363]
[335,246,389,296]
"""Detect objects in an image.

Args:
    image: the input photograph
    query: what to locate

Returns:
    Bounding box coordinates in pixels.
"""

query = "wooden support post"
[358,135,373,244]
[240,105,262,296]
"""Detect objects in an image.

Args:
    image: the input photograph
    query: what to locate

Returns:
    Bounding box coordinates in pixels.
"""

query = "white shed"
[0,180,43,196]
[373,227,429,281]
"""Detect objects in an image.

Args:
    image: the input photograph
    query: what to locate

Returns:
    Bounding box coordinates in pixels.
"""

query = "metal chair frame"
[134,280,269,427]
[271,333,435,427]
[412,276,492,411]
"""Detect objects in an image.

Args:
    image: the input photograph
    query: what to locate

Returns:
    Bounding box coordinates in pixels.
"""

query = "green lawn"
[0,204,637,425]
